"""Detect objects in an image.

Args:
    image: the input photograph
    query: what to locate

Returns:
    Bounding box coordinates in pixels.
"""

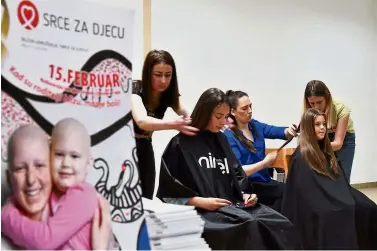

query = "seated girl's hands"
[203,198,232,211]
[243,193,258,208]
[191,197,232,211]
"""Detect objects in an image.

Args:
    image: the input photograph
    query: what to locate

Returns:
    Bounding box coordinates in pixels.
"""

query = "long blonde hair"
[299,108,340,179]
[303,80,337,130]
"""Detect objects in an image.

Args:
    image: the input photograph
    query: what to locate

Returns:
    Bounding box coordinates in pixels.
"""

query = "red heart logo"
[23,8,33,21]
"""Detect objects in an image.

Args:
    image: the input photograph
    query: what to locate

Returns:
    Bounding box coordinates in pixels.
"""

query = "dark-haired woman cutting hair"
[223,90,298,212]
[281,108,377,250]
[131,50,199,199]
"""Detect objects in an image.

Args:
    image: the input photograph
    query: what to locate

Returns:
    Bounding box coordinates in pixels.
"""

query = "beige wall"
[143,0,151,57]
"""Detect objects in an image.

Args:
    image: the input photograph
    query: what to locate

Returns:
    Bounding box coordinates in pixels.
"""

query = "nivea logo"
[198,152,230,174]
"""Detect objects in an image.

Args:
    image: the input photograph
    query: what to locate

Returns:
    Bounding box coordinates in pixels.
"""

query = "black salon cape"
[156,131,297,250]
[281,146,377,250]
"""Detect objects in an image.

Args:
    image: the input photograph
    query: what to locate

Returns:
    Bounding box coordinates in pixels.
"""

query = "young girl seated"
[156,88,298,250]
[281,108,377,250]
[302,80,355,183]
[1,119,117,250]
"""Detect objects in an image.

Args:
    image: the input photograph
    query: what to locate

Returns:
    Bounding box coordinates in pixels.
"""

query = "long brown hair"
[303,80,336,130]
[299,108,340,179]
[141,50,180,110]
[190,88,229,131]
[226,90,257,153]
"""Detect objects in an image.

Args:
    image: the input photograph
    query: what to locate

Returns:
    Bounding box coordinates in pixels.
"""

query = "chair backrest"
[265,148,296,176]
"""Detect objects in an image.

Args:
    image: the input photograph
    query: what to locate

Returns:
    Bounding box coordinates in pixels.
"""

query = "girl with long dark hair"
[281,108,377,249]
[303,80,355,183]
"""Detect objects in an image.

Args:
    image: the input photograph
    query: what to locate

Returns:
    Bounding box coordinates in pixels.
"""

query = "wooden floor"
[359,187,377,203]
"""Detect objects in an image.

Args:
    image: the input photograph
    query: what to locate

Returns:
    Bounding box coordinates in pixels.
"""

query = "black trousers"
[135,138,155,199]
[251,179,285,213]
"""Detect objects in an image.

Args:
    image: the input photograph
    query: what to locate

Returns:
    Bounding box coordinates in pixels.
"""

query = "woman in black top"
[131,50,199,199]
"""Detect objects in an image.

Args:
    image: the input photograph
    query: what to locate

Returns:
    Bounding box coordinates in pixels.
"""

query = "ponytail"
[226,89,257,153]
[225,90,234,97]
[230,127,257,153]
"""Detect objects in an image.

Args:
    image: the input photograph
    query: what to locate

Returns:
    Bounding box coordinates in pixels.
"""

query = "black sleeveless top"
[132,83,169,137]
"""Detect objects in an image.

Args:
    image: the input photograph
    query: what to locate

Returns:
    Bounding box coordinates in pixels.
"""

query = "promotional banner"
[1,0,149,249]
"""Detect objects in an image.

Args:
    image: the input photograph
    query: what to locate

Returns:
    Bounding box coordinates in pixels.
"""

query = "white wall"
[374,0,377,132]
[150,0,377,186]
[88,0,144,79]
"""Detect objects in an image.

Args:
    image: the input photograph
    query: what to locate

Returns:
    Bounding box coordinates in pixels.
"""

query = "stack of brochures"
[143,199,210,250]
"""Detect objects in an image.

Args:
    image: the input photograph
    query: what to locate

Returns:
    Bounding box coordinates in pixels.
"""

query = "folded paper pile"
[143,199,210,250]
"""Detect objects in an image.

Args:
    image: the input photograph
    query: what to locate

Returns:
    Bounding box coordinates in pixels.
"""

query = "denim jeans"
[328,132,356,183]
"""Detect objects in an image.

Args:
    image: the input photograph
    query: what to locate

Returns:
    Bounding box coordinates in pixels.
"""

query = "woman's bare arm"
[331,116,349,151]
[131,94,179,132]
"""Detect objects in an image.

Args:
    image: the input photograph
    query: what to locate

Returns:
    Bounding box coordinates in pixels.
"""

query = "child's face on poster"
[51,133,91,192]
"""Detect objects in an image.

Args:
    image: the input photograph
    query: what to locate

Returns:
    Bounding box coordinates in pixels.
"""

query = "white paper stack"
[143,199,210,250]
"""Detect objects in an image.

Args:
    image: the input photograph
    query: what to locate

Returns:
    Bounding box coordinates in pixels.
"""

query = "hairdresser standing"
[131,50,199,199]
[303,80,355,183]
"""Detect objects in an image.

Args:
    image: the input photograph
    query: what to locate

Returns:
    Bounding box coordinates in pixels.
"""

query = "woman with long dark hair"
[281,108,377,249]
[157,88,297,250]
[131,50,198,199]
[223,90,297,212]
[303,80,355,183]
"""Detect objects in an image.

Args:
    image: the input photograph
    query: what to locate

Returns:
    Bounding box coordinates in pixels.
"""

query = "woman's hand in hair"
[222,117,235,130]
[91,194,112,250]
[284,124,299,139]
[169,116,191,128]
[171,116,199,136]
[178,125,200,136]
